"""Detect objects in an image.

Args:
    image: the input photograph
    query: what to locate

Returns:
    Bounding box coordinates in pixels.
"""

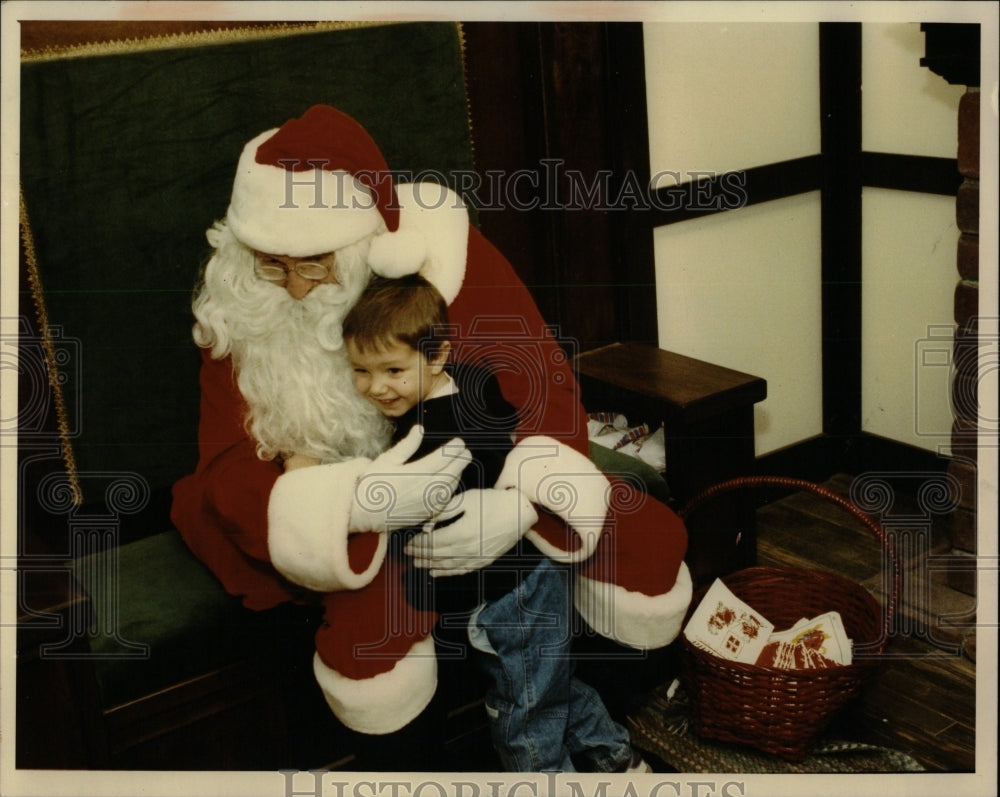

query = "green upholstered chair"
[18,21,477,770]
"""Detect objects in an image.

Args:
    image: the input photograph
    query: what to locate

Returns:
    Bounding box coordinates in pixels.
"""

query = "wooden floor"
[751,473,978,772]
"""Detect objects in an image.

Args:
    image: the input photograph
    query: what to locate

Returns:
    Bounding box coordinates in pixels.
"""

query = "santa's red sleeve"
[573,478,692,650]
[170,348,386,610]
[447,227,589,455]
[446,227,692,651]
[491,434,692,651]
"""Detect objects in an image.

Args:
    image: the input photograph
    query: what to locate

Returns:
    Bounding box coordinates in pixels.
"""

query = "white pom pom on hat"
[227,104,468,303]
[368,182,468,305]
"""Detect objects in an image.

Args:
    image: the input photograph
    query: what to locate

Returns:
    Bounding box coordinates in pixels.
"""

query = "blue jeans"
[467,558,633,772]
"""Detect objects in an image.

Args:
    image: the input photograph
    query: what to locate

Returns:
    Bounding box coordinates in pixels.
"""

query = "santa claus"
[171,105,692,757]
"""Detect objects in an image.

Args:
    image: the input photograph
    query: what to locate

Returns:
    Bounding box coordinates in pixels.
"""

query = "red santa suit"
[171,105,691,735]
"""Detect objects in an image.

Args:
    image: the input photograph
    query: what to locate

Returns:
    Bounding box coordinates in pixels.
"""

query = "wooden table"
[574,342,767,584]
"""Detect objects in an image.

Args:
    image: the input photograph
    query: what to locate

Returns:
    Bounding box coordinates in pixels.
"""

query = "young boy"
[340,274,650,773]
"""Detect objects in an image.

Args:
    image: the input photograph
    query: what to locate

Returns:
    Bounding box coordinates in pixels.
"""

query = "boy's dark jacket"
[390,362,544,613]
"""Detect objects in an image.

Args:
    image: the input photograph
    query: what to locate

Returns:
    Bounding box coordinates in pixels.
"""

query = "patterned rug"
[627,682,925,774]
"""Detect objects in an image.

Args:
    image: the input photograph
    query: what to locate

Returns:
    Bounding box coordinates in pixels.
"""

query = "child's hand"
[283,452,320,472]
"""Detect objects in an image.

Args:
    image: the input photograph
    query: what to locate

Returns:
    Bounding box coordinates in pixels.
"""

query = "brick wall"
[947,87,979,598]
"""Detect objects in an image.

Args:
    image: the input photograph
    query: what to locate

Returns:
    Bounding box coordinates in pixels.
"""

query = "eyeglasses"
[254,255,333,282]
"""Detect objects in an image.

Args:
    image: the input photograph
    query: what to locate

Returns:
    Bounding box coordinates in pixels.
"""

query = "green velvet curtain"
[20,22,474,506]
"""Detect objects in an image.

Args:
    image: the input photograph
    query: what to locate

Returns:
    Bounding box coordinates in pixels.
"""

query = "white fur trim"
[369,182,469,304]
[494,436,607,563]
[227,128,384,257]
[312,636,438,734]
[368,227,427,277]
[574,562,693,650]
[267,460,386,592]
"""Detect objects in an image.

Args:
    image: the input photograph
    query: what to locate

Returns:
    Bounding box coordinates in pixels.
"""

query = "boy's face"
[346,337,449,418]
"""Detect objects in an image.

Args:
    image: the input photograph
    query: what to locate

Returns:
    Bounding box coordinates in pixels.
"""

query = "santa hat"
[227,105,469,303]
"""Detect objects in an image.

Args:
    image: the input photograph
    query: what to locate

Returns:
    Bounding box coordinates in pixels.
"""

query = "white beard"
[191,221,393,463]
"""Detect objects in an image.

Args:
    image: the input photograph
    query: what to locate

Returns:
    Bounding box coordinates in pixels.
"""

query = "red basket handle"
[678,475,900,643]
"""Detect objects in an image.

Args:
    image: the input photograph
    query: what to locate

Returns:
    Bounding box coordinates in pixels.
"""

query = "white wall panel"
[654,193,824,456]
[643,23,820,190]
[862,23,965,158]
[861,188,959,455]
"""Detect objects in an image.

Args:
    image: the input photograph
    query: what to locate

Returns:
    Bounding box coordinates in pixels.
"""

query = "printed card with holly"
[756,612,853,669]
[683,579,774,664]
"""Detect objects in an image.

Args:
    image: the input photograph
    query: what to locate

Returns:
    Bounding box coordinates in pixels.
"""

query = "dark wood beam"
[819,23,863,460]
[861,152,961,195]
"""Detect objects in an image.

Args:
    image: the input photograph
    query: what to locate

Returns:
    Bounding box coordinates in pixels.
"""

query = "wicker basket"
[677,476,899,761]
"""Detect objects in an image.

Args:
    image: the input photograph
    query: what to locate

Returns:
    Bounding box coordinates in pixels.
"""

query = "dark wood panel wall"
[463,22,658,353]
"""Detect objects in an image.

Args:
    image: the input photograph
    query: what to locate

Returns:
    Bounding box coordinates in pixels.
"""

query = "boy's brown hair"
[342,273,450,359]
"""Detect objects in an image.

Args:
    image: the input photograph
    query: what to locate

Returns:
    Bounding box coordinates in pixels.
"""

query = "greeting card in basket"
[683,579,774,664]
[756,611,853,669]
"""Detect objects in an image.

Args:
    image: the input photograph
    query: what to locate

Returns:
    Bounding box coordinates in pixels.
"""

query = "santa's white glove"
[404,487,538,577]
[350,426,472,533]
